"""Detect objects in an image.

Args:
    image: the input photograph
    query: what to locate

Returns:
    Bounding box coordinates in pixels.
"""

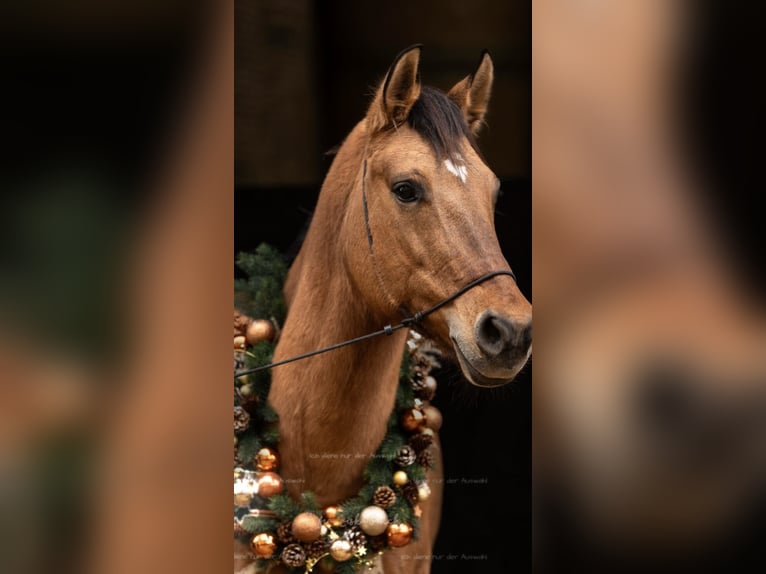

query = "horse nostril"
[475,311,524,358]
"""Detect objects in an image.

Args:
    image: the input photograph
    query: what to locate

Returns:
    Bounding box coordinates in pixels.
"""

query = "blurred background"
[533,0,765,571]
[1,1,764,573]
[235,2,531,572]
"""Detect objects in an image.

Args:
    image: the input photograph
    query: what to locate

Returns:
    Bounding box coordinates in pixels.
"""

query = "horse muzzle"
[449,309,532,387]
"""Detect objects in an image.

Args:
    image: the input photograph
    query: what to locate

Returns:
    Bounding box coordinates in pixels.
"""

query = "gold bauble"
[254,447,279,471]
[386,522,413,547]
[329,539,353,561]
[324,505,344,527]
[234,335,247,349]
[246,319,277,345]
[256,471,284,497]
[417,482,431,502]
[250,532,277,558]
[422,405,442,431]
[392,470,408,486]
[291,512,322,542]
[234,492,252,507]
[359,505,389,536]
[400,407,427,432]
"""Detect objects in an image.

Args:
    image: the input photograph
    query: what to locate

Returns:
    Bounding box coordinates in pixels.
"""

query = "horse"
[236,45,532,573]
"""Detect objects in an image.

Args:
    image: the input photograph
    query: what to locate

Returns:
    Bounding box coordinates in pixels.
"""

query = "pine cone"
[417,448,436,470]
[281,543,307,568]
[372,486,397,509]
[401,482,419,505]
[303,538,328,559]
[412,351,433,372]
[395,445,416,467]
[345,526,367,550]
[410,431,434,453]
[233,406,250,433]
[276,521,296,544]
[368,534,388,553]
[233,519,248,538]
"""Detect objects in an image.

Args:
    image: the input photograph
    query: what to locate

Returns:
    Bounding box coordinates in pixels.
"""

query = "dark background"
[235,1,531,571]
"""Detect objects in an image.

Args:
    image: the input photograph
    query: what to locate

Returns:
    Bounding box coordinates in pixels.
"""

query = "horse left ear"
[368,45,422,132]
[448,49,494,135]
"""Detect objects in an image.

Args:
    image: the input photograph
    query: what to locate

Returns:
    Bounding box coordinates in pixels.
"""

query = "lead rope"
[235,268,515,377]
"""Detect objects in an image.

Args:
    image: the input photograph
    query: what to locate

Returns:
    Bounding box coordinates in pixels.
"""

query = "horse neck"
[269,125,409,504]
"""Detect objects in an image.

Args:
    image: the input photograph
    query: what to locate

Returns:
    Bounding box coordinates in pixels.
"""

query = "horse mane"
[322,85,482,162]
[407,85,481,160]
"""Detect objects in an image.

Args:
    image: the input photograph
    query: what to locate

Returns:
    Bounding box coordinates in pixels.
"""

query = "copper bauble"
[250,532,277,558]
[422,405,442,431]
[400,407,427,432]
[291,512,322,542]
[246,319,276,345]
[254,447,279,471]
[359,505,389,536]
[386,522,413,547]
[329,539,353,561]
[234,335,247,349]
[256,471,284,497]
[316,555,337,572]
[324,505,344,527]
[392,470,408,486]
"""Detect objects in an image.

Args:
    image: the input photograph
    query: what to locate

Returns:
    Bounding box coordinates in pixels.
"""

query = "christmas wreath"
[233,244,442,573]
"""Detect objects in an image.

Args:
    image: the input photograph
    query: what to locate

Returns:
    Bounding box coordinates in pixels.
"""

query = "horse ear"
[368,45,422,132]
[448,49,494,135]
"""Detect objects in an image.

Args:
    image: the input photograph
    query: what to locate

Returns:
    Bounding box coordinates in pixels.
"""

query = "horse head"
[331,45,532,386]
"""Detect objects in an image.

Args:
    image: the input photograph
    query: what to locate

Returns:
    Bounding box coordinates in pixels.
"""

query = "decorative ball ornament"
[329,539,353,561]
[422,405,442,431]
[359,505,389,536]
[386,522,413,547]
[250,532,277,558]
[316,555,337,572]
[246,319,277,345]
[254,447,279,471]
[256,471,284,497]
[417,482,431,502]
[324,505,344,527]
[234,335,247,349]
[392,470,408,486]
[423,375,438,396]
[400,407,427,432]
[291,512,322,542]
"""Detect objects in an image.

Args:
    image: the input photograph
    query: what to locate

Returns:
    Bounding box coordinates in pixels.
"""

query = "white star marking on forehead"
[444,157,468,184]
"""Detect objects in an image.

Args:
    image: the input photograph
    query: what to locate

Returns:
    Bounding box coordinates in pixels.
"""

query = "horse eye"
[392,181,421,203]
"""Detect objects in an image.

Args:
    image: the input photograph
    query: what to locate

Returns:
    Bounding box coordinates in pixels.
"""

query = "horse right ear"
[448,49,494,135]
[368,45,422,132]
